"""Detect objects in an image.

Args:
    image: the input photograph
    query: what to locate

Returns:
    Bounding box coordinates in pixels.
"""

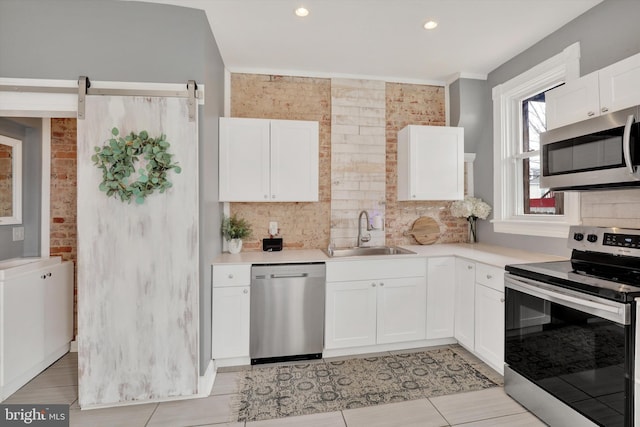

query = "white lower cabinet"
[1,260,73,401]
[454,259,505,374]
[325,281,377,349]
[211,265,251,362]
[474,283,505,373]
[426,257,455,339]
[377,277,426,344]
[325,258,426,350]
[454,258,475,349]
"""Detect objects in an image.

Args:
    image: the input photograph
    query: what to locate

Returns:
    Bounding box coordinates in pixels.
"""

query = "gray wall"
[0,0,225,375]
[0,118,42,260]
[458,0,640,256]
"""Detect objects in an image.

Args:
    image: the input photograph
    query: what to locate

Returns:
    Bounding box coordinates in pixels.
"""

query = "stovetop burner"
[506,226,640,303]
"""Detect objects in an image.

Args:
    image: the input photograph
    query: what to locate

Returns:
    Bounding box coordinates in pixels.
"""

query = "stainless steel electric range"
[505,225,640,427]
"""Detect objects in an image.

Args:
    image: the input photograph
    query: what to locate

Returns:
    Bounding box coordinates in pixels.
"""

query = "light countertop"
[211,243,565,268]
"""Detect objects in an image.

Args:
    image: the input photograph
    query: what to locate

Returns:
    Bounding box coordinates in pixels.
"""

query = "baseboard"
[322,338,456,359]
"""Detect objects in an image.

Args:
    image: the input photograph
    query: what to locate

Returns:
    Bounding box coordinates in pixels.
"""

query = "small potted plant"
[221,214,252,254]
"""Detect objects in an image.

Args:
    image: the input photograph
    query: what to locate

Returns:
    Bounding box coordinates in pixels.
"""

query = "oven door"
[505,273,634,427]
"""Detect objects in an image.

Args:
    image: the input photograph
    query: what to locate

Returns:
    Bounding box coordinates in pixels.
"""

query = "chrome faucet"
[357,210,372,247]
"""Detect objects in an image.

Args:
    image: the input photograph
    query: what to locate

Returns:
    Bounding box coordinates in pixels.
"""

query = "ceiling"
[133,0,602,84]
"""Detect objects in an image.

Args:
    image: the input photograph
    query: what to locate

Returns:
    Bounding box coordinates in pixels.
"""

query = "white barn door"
[77,95,198,407]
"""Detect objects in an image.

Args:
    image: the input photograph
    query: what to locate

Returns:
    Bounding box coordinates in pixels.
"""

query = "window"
[521,89,564,215]
[492,43,581,238]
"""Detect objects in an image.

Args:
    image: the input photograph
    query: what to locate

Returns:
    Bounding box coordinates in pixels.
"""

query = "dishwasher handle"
[270,272,309,279]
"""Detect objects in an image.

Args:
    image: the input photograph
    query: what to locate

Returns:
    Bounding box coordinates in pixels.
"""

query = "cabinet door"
[599,53,640,114]
[270,119,319,201]
[545,72,600,130]
[426,257,455,339]
[454,258,475,349]
[212,286,250,359]
[2,270,45,387]
[325,281,377,349]
[44,262,74,355]
[376,277,426,344]
[219,117,271,202]
[475,284,505,374]
[398,125,464,201]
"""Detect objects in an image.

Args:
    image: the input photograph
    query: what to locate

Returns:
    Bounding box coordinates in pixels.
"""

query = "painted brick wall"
[229,74,332,250]
[50,118,78,333]
[330,78,386,248]
[385,82,468,245]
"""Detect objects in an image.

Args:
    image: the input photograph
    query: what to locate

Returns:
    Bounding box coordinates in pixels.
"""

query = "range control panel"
[569,225,640,256]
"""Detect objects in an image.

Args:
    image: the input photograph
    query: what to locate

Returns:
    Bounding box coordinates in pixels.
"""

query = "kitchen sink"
[324,245,416,258]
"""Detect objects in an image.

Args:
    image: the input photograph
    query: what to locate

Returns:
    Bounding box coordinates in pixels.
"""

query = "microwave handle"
[623,114,636,175]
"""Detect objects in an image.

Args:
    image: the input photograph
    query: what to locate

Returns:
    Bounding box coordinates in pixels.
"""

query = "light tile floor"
[4,351,548,427]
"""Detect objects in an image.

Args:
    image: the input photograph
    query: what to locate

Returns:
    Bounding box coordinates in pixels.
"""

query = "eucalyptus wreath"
[91,127,181,204]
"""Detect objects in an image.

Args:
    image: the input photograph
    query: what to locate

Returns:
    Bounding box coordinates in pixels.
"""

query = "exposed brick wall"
[385,82,468,245]
[50,118,78,334]
[0,144,12,216]
[230,74,331,250]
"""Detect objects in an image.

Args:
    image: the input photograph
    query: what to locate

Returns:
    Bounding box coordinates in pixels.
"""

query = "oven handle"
[505,274,630,325]
[623,113,637,175]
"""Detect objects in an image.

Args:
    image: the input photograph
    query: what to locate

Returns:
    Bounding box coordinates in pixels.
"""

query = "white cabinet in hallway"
[1,260,73,401]
[397,125,464,201]
[325,258,427,350]
[211,264,251,365]
[219,117,319,202]
[426,257,455,340]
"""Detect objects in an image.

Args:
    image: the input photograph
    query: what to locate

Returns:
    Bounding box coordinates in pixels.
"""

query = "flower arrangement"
[450,196,492,243]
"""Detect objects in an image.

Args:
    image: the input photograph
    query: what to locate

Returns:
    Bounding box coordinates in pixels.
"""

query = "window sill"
[492,218,579,238]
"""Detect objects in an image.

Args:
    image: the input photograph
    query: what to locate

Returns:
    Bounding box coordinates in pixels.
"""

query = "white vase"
[228,238,243,254]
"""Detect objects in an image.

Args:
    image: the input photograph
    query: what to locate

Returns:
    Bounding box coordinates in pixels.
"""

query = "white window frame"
[492,42,582,238]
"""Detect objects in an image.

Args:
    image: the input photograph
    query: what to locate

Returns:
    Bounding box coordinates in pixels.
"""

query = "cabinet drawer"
[212,264,250,287]
[475,263,504,292]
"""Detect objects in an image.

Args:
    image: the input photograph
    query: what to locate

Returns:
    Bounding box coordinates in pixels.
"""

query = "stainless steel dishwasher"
[250,263,325,364]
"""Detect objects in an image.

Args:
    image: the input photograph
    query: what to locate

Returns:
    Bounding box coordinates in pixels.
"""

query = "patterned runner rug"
[235,345,501,422]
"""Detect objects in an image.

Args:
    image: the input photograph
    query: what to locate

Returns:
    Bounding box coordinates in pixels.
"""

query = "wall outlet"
[12,226,24,241]
[269,221,278,236]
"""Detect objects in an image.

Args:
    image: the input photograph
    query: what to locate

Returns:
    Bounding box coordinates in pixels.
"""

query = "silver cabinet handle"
[467,265,473,270]
[228,274,234,279]
[371,283,376,287]
[272,195,276,199]
[500,297,505,303]
[264,195,268,199]
[412,195,416,198]
[601,107,609,113]
[380,282,384,287]
[487,274,492,279]
[587,111,595,117]
[243,289,248,294]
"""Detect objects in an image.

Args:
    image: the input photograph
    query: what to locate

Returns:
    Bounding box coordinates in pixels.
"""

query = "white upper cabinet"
[397,125,464,201]
[545,72,600,130]
[546,52,640,130]
[219,117,319,202]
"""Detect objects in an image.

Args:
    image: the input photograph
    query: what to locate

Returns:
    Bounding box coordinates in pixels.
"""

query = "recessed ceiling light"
[423,20,438,30]
[295,7,309,17]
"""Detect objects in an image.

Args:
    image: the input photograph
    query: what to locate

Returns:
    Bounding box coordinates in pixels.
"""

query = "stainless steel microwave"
[540,105,640,191]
